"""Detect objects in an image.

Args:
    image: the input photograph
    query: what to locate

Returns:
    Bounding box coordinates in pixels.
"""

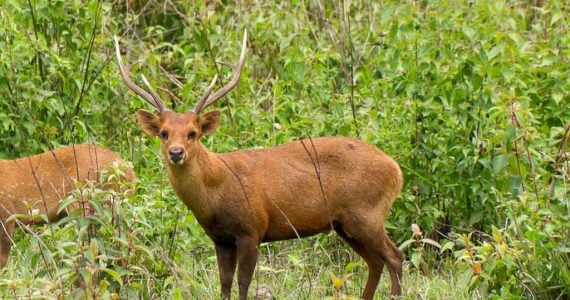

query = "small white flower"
[411,223,422,237]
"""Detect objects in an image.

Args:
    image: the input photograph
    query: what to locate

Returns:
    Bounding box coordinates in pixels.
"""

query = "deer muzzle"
[168,147,186,165]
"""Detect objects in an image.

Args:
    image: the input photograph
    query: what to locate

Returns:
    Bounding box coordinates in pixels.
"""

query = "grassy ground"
[177,264,472,300]
[170,232,471,299]
[0,183,471,299]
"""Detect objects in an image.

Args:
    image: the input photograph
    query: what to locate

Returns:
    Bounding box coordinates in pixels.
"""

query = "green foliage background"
[0,0,568,298]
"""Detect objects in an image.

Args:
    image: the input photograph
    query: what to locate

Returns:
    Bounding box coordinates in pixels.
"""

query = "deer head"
[114,32,247,166]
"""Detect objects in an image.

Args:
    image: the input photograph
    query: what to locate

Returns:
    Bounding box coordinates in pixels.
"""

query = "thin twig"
[508,101,524,241]
[299,135,333,232]
[509,101,526,194]
[217,156,253,211]
[547,123,570,207]
[341,0,359,137]
[26,0,44,82]
[158,87,183,105]
[68,0,103,129]
[159,65,184,89]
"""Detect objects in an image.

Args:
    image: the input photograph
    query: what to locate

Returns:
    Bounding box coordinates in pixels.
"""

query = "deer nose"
[168,147,185,164]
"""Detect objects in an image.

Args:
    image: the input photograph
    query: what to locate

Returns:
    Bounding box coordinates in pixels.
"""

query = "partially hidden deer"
[115,31,403,299]
[0,144,135,268]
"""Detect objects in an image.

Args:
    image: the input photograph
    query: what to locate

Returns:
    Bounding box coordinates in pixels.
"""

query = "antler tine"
[194,29,248,114]
[114,35,167,113]
[193,75,219,113]
[141,74,167,112]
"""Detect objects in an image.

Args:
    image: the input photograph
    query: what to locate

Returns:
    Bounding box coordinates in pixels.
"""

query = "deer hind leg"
[370,227,404,296]
[0,220,15,268]
[339,216,403,297]
[335,224,384,300]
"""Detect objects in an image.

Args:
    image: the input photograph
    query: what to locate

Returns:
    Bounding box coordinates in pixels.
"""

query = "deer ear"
[136,109,161,136]
[200,110,221,136]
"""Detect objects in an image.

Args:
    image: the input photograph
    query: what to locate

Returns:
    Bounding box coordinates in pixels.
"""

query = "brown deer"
[115,31,403,299]
[0,144,135,268]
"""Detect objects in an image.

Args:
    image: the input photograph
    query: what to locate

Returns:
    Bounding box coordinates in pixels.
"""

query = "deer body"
[115,31,403,299]
[0,144,134,267]
[168,137,401,244]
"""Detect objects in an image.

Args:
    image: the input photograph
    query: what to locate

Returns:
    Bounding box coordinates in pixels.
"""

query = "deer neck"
[164,145,227,220]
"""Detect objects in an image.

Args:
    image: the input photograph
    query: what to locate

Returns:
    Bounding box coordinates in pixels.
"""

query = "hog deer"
[115,31,403,299]
[0,144,135,268]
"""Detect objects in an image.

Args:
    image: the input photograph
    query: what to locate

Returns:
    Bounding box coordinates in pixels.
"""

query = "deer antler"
[114,35,167,113]
[193,30,248,114]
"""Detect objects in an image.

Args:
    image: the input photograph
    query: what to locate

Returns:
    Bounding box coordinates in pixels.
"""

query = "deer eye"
[159,130,169,139]
[188,131,197,140]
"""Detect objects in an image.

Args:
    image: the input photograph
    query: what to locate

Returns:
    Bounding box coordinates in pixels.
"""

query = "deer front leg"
[236,236,259,300]
[215,243,238,299]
